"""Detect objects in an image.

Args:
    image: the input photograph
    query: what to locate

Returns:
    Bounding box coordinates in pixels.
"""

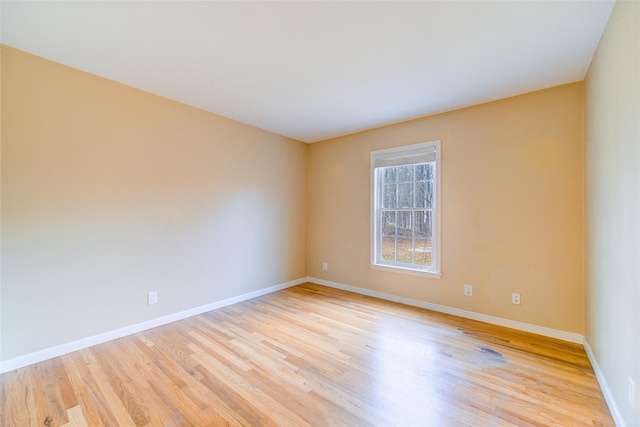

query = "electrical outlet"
[629,377,637,410]
[464,284,473,296]
[148,291,158,305]
[511,293,521,305]
[322,262,328,271]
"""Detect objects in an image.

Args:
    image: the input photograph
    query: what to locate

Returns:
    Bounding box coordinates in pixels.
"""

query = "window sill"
[370,263,442,279]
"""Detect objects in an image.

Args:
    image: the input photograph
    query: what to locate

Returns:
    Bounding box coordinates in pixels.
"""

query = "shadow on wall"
[1,186,288,361]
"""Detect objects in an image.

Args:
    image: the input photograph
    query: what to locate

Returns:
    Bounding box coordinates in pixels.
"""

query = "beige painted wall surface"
[1,46,307,361]
[585,1,640,426]
[308,83,584,333]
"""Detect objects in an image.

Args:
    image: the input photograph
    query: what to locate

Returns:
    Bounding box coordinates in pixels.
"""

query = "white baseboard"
[0,278,306,374]
[308,277,584,344]
[583,338,627,427]
[1,276,585,374]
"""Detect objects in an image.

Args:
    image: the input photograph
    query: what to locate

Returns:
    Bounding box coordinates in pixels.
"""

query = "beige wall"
[308,83,585,333]
[585,1,640,426]
[0,46,308,361]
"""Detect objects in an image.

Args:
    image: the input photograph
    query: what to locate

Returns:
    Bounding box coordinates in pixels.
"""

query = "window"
[371,141,441,277]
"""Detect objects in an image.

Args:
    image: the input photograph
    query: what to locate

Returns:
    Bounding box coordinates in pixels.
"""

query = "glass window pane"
[397,211,412,237]
[382,211,396,236]
[397,183,413,208]
[415,164,427,181]
[383,184,396,208]
[413,239,432,266]
[414,211,426,237]
[398,165,413,182]
[381,236,396,261]
[415,211,432,238]
[425,181,433,209]
[425,163,434,180]
[383,167,397,184]
[415,181,427,208]
[397,237,413,264]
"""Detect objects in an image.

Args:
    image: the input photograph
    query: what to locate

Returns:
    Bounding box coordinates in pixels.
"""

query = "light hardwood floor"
[1,283,614,426]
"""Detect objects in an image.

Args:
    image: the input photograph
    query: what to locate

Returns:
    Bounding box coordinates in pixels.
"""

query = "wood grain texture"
[1,283,614,426]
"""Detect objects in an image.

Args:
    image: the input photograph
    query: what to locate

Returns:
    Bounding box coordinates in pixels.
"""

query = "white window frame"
[370,140,442,278]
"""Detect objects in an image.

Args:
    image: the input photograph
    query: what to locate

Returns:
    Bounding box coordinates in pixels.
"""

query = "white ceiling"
[1,1,614,143]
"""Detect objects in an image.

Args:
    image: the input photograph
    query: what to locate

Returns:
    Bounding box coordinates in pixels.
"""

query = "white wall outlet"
[322,262,328,271]
[511,293,521,305]
[464,284,473,296]
[629,377,637,410]
[148,291,158,305]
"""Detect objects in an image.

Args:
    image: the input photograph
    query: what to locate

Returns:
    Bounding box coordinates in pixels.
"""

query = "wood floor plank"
[2,282,615,426]
[127,329,229,425]
[62,352,115,426]
[190,343,311,427]
[80,349,136,427]
[2,368,39,427]
[193,363,264,426]
[91,345,150,426]
[32,358,72,426]
[62,405,89,427]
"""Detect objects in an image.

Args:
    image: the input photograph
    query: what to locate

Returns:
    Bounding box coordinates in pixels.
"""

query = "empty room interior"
[1,1,639,426]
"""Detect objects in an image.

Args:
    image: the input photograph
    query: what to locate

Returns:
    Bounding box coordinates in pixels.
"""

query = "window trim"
[370,140,442,278]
